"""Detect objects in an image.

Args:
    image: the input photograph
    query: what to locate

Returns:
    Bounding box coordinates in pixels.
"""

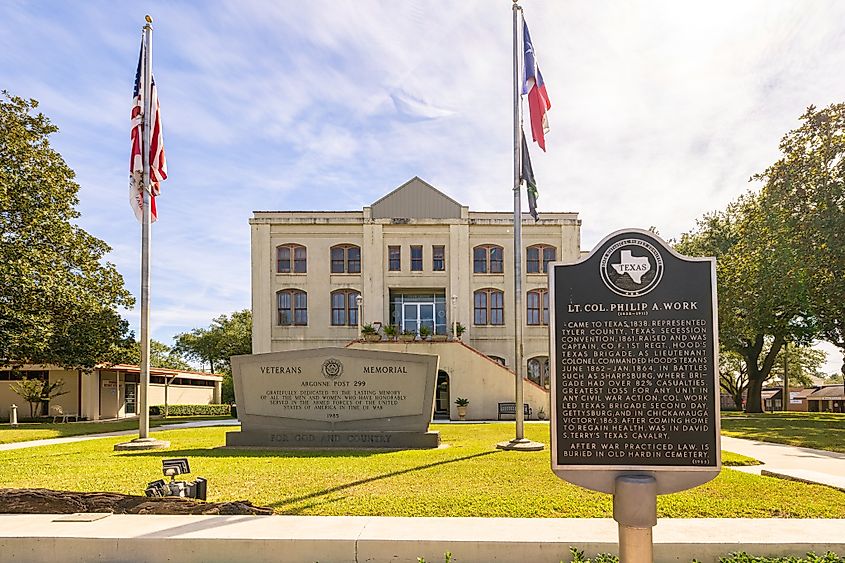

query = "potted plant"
[536,406,547,420]
[431,330,448,342]
[418,325,432,340]
[454,397,469,420]
[453,322,466,340]
[383,324,398,341]
[361,323,381,342]
[399,329,416,342]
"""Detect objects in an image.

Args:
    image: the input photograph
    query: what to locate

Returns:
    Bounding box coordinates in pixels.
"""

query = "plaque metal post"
[613,475,656,563]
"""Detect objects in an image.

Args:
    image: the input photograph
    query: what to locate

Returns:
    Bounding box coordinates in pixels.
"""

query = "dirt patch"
[0,488,273,515]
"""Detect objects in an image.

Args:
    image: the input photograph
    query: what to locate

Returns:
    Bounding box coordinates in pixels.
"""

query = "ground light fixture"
[144,457,207,500]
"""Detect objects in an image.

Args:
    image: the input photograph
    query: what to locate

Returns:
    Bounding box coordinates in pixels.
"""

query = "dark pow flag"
[521,132,539,221]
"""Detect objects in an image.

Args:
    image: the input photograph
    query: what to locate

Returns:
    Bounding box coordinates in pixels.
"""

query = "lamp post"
[356,294,363,338]
[451,295,458,339]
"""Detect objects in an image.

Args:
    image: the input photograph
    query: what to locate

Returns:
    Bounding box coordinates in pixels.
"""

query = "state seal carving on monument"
[599,238,664,298]
[321,358,344,379]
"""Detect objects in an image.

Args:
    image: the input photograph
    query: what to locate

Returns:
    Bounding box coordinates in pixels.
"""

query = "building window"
[277,289,307,325]
[330,289,359,326]
[474,288,504,325]
[527,244,556,274]
[526,289,549,325]
[277,244,307,273]
[432,245,445,271]
[411,245,423,271]
[330,245,361,274]
[0,370,48,381]
[527,356,550,389]
[488,356,506,366]
[388,246,401,271]
[473,245,504,274]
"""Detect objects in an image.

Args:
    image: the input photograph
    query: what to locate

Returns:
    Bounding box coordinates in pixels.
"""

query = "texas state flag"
[522,19,551,151]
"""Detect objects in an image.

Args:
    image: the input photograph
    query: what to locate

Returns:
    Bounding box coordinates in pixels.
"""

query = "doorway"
[403,302,435,335]
[389,291,447,335]
[124,383,137,415]
[434,370,450,419]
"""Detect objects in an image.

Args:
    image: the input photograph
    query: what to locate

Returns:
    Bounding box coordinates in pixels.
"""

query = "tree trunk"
[742,334,784,413]
[732,391,743,410]
[745,376,764,413]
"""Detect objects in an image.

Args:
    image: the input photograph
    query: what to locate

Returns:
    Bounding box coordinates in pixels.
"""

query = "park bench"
[497,402,532,420]
[51,405,79,424]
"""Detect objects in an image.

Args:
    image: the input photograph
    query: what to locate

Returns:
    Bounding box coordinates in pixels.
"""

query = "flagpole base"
[113,437,170,451]
[496,438,545,451]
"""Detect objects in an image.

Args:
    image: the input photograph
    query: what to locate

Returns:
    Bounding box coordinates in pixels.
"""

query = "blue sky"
[2,1,844,373]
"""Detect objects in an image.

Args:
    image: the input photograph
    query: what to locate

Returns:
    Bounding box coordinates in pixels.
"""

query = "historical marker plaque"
[226,347,440,449]
[549,229,721,494]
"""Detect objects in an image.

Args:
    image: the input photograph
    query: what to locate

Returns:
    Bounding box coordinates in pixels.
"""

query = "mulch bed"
[0,488,273,515]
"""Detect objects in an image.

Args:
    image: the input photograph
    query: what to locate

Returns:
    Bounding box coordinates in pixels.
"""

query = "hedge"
[149,404,231,416]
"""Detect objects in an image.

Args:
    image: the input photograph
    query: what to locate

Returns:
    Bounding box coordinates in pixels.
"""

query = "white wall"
[148,384,215,406]
[351,341,549,420]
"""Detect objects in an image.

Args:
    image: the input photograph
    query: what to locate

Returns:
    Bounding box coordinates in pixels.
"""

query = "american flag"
[130,39,167,223]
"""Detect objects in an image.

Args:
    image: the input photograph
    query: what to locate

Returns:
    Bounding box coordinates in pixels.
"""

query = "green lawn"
[721,412,845,453]
[0,416,231,444]
[0,423,841,518]
[721,451,761,466]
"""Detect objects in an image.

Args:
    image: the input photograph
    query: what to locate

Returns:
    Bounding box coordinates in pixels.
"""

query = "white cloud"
[4,0,845,352]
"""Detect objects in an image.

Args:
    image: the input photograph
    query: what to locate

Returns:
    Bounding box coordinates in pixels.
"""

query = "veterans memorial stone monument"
[226,347,440,449]
[549,229,721,561]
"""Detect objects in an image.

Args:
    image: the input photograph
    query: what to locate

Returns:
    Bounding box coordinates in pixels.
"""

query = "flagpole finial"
[145,15,153,23]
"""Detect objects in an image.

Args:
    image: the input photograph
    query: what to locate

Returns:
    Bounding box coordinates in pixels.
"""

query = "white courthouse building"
[250,177,581,419]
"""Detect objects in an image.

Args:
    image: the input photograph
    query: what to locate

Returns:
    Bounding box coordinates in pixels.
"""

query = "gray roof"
[370,177,463,219]
[807,385,845,400]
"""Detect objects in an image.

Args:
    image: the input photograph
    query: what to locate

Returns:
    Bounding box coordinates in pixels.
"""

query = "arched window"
[277,289,307,326]
[330,245,361,274]
[277,244,307,273]
[527,356,550,389]
[526,289,549,325]
[488,356,507,366]
[526,244,556,274]
[474,288,504,325]
[473,244,504,274]
[330,289,360,326]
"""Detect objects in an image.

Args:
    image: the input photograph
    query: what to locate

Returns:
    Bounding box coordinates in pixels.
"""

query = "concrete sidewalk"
[721,435,845,491]
[0,514,843,563]
[0,419,240,451]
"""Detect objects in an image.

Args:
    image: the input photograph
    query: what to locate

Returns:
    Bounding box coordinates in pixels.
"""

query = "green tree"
[174,310,251,373]
[676,192,814,412]
[768,344,827,388]
[719,350,749,410]
[718,344,821,410]
[826,373,844,384]
[10,376,68,417]
[754,103,845,377]
[0,93,134,368]
[175,310,251,404]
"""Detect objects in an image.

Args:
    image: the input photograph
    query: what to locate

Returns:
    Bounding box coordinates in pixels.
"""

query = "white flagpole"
[512,1,526,441]
[116,16,169,450]
[498,0,544,452]
[138,18,153,441]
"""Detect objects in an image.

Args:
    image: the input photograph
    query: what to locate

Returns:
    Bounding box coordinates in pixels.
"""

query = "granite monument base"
[225,429,440,449]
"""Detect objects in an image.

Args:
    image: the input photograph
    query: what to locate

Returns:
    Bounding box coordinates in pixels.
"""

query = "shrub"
[149,404,231,416]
